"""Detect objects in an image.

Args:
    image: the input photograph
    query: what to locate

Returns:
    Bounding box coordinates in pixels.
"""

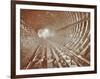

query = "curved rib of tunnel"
[20,10,90,69]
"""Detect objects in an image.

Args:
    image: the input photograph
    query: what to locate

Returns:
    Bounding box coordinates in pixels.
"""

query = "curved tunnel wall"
[20,9,90,69]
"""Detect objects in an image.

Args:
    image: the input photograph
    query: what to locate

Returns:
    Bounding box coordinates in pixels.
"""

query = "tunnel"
[20,9,90,69]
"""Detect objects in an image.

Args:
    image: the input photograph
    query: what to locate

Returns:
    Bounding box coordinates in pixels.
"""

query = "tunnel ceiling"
[20,9,90,69]
[21,9,88,32]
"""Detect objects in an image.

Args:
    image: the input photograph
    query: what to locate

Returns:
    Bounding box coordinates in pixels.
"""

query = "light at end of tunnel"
[38,28,54,39]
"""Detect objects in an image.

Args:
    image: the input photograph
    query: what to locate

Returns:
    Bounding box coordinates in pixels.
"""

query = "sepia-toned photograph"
[20,10,90,69]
